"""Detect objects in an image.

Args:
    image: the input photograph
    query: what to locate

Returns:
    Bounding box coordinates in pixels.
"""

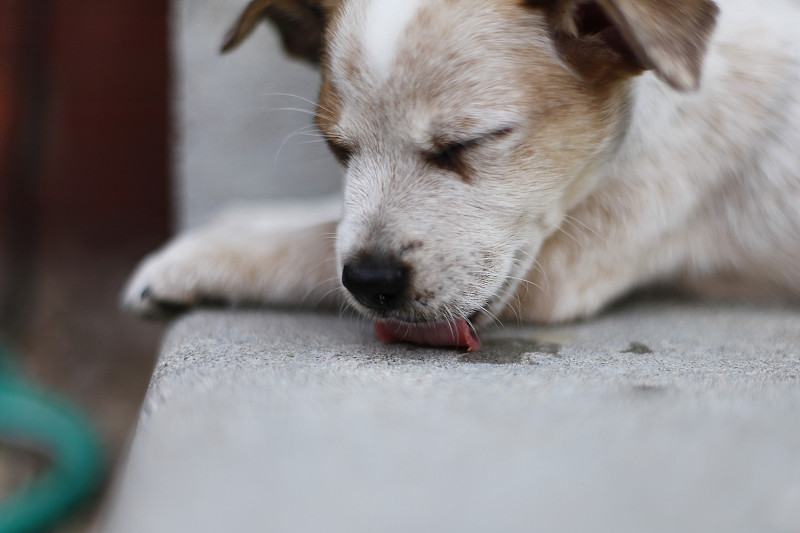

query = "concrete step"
[101,300,800,533]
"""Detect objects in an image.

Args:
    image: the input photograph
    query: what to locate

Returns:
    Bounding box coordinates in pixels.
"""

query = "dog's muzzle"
[342,253,483,351]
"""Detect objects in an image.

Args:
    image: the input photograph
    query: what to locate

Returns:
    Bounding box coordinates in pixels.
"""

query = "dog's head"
[223,0,718,334]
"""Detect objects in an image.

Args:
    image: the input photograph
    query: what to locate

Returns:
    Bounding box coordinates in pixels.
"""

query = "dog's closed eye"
[428,140,474,173]
[325,138,355,165]
[426,127,513,176]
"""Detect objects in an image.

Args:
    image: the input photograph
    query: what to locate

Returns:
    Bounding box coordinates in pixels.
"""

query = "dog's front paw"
[121,235,233,318]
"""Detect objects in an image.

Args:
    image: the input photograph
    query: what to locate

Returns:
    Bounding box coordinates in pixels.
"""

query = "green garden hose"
[0,343,104,533]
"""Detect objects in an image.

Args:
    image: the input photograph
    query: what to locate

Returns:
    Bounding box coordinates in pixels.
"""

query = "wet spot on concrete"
[622,342,653,355]
[462,350,523,365]
[462,338,560,364]
[631,384,667,395]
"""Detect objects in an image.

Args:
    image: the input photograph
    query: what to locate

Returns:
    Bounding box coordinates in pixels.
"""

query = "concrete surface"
[101,298,800,532]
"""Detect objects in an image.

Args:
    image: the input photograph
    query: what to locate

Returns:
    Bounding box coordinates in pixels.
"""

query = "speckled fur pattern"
[124,0,800,327]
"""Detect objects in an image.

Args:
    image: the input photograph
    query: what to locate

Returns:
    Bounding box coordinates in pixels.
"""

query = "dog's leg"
[122,201,342,317]
[513,194,692,324]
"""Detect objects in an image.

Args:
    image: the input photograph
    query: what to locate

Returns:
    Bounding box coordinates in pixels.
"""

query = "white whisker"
[273,124,320,170]
[563,214,606,247]
[263,92,336,117]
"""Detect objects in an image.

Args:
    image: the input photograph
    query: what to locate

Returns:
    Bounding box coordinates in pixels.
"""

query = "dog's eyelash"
[428,140,476,172]
[325,138,355,165]
[427,127,513,173]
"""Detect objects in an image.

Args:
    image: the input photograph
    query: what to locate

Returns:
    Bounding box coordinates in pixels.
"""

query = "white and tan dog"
[124,0,800,350]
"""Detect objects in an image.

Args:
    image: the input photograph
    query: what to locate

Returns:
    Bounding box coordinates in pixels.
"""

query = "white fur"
[362,0,425,81]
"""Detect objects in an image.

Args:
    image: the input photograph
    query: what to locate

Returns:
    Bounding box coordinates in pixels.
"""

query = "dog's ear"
[220,0,336,63]
[544,0,719,90]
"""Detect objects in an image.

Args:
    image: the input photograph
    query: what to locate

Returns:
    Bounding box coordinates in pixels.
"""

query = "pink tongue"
[374,319,482,351]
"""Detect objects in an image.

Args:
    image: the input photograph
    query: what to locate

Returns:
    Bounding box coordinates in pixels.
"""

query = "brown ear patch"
[596,0,719,90]
[221,0,336,64]
[546,0,719,91]
[550,1,646,85]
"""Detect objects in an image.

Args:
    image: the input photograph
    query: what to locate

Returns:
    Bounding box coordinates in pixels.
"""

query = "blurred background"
[1,0,340,528]
[1,0,170,529]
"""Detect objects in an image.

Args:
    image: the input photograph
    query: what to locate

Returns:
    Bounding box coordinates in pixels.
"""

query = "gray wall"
[173,0,342,230]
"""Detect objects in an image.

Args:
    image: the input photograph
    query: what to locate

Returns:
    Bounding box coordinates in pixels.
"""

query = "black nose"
[342,256,409,311]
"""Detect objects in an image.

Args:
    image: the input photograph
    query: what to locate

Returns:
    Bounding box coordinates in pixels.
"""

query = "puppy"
[124,0,800,351]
